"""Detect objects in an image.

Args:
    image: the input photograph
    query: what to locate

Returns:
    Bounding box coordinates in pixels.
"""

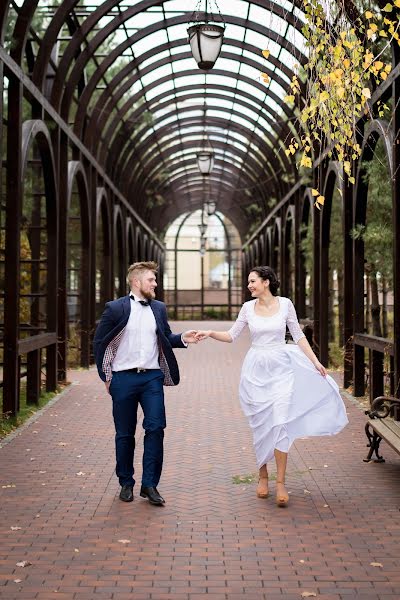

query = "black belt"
[114,367,153,373]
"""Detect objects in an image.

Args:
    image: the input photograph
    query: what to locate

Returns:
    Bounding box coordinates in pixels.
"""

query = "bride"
[195,265,348,507]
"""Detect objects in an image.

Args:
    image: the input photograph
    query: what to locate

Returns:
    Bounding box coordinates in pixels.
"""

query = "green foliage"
[351,139,392,284]
[0,388,61,439]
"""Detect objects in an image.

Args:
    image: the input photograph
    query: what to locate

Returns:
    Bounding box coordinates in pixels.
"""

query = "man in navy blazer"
[94,261,197,505]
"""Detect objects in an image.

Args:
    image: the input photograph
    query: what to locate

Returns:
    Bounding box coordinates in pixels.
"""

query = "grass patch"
[232,473,277,484]
[0,387,64,440]
[232,470,309,485]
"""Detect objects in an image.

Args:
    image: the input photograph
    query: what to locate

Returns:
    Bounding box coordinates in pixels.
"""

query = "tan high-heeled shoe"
[256,476,269,498]
[276,481,289,507]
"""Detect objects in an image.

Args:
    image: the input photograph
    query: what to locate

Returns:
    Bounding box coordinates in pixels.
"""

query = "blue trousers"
[109,369,166,488]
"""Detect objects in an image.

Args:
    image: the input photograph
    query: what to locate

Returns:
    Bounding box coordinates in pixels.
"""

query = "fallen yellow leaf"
[262,49,270,59]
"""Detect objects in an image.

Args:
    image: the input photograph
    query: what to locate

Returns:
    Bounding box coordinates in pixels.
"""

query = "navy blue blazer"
[93,296,186,386]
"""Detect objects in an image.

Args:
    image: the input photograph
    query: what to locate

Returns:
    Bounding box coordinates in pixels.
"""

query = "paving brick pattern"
[1,321,400,599]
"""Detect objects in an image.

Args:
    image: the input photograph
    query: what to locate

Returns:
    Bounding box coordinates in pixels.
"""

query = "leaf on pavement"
[16,561,32,567]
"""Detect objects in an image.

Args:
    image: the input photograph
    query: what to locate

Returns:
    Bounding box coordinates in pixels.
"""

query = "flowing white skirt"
[239,342,349,467]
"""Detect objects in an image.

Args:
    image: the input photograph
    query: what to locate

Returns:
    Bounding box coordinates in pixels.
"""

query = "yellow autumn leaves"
[260,49,271,84]
[274,0,396,207]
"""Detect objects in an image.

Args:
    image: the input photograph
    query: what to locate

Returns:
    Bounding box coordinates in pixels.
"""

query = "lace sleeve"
[286,299,306,344]
[227,304,248,342]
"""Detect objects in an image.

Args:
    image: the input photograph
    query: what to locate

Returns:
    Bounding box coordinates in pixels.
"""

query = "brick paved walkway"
[1,322,400,600]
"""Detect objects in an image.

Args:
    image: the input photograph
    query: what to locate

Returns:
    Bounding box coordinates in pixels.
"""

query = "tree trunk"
[370,271,382,337]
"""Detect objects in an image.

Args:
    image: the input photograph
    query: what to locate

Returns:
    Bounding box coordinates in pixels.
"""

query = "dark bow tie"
[130,295,149,306]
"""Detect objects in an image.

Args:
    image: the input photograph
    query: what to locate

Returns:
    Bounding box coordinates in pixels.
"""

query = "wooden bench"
[364,396,400,462]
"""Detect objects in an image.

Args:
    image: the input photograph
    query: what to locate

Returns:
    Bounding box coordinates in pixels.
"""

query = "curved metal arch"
[354,118,393,231]
[47,1,306,116]
[95,186,110,223]
[152,189,266,231]
[67,160,90,230]
[133,120,269,172]
[134,225,142,261]
[0,2,11,45]
[60,10,307,138]
[86,37,305,151]
[20,118,59,291]
[163,164,261,196]
[161,145,262,180]
[119,116,292,201]
[21,120,58,208]
[95,80,293,162]
[284,204,296,226]
[301,189,315,225]
[78,43,295,144]
[33,0,305,94]
[9,0,39,65]
[97,78,297,180]
[146,184,265,228]
[104,71,298,183]
[119,115,281,191]
[322,161,345,206]
[126,218,135,264]
[108,74,291,183]
[133,124,281,198]
[110,93,292,185]
[361,119,394,178]
[163,166,261,199]
[113,205,125,254]
[155,200,246,237]
[100,68,294,174]
[142,232,149,260]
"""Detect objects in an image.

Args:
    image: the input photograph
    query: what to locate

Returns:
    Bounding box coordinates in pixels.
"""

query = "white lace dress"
[228,297,348,467]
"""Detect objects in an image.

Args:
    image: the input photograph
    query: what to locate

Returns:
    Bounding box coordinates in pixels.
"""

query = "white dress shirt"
[112,295,160,371]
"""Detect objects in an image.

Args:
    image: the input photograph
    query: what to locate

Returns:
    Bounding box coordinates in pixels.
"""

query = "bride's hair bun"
[250,266,280,296]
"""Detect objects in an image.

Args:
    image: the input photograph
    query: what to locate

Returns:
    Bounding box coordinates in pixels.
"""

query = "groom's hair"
[127,261,158,285]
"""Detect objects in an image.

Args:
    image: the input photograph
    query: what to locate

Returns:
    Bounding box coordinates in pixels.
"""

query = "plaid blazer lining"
[102,328,175,386]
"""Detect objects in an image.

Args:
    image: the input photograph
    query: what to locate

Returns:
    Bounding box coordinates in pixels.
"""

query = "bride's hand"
[195,330,212,341]
[313,360,327,377]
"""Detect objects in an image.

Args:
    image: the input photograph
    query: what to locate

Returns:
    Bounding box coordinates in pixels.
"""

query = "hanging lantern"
[187,0,225,70]
[197,150,214,175]
[205,200,216,215]
[188,24,224,70]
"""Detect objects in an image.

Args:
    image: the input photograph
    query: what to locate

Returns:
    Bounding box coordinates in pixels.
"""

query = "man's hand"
[105,381,111,394]
[195,330,212,341]
[182,330,199,344]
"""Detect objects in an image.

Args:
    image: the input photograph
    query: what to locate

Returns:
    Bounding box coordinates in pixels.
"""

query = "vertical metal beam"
[319,199,330,367]
[312,198,321,358]
[343,178,354,388]
[393,65,400,409]
[294,194,303,314]
[57,130,68,381]
[3,75,22,416]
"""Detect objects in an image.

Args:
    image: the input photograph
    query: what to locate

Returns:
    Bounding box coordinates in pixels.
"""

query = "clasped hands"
[182,330,212,344]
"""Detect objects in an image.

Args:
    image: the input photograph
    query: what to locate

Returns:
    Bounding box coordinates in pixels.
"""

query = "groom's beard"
[141,288,156,301]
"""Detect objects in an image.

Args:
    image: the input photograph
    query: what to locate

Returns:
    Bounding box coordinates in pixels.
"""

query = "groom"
[93,261,198,506]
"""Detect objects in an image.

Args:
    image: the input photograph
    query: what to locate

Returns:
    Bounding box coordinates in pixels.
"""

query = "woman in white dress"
[196,266,348,507]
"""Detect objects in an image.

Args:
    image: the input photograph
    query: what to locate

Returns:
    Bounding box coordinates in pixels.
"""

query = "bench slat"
[368,418,400,455]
